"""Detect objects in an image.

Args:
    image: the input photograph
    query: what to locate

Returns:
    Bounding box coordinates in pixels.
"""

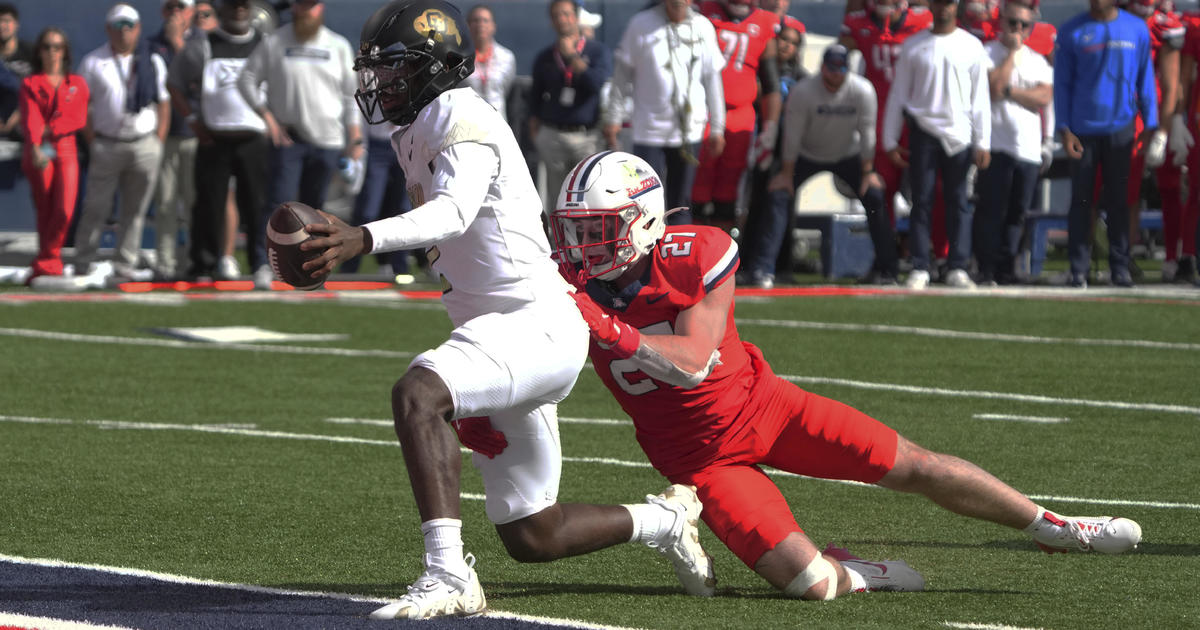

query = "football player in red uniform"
[1170,4,1200,281]
[959,0,1000,41]
[538,152,1145,598]
[840,0,932,238]
[693,0,782,233]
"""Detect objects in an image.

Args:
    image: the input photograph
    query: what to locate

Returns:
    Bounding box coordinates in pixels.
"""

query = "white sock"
[1022,505,1048,534]
[844,566,867,592]
[421,518,468,575]
[623,503,675,545]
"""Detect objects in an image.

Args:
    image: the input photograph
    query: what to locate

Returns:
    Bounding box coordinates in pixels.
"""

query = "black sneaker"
[1111,270,1135,288]
[1067,273,1088,289]
[1176,256,1196,284]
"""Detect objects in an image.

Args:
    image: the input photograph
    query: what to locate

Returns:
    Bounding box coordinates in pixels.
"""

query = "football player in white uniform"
[298,0,715,620]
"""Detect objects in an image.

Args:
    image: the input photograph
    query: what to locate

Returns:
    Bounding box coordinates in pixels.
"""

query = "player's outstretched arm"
[639,277,732,375]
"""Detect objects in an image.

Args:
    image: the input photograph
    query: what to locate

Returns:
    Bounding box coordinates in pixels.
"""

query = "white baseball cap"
[163,0,196,7]
[106,4,141,24]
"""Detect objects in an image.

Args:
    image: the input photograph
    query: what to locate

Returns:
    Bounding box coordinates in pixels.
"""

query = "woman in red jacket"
[19,27,88,281]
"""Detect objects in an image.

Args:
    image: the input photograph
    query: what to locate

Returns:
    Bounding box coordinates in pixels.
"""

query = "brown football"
[266,201,331,290]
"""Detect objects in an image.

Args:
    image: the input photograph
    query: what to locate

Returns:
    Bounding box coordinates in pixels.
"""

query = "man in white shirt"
[236,0,362,289]
[73,3,170,283]
[883,0,990,290]
[976,1,1052,285]
[291,0,714,619]
[604,0,726,224]
[463,5,516,122]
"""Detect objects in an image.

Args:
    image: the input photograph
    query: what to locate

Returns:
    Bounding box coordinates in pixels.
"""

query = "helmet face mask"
[354,0,474,126]
[549,152,666,282]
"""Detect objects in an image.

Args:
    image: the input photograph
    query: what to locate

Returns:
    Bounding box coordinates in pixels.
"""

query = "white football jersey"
[387,87,570,324]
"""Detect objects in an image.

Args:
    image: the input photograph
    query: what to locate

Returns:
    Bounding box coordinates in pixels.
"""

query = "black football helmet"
[354,0,475,126]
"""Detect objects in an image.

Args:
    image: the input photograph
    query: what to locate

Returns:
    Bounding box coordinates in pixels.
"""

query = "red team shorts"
[668,376,898,569]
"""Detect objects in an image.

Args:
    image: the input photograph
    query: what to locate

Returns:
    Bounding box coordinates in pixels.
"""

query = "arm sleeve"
[859,79,877,160]
[577,42,613,93]
[18,80,44,146]
[604,56,631,126]
[1053,29,1074,132]
[757,53,780,96]
[881,44,911,151]
[779,87,806,163]
[237,39,267,111]
[341,41,359,133]
[702,27,726,135]
[970,51,991,150]
[1139,31,1160,129]
[364,142,496,252]
[152,53,171,102]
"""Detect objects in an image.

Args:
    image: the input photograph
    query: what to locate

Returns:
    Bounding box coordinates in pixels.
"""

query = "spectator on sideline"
[976,1,1052,286]
[19,27,88,286]
[839,0,932,252]
[883,0,991,291]
[170,0,269,281]
[149,0,198,280]
[193,0,218,34]
[528,0,612,212]
[464,5,515,122]
[339,118,419,279]
[73,4,170,284]
[739,23,807,288]
[1174,6,1200,284]
[1055,0,1158,288]
[766,45,897,285]
[761,0,806,60]
[237,0,362,290]
[690,0,781,234]
[605,0,726,225]
[0,2,32,190]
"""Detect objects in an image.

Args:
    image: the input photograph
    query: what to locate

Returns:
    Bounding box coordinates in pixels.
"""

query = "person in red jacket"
[19,26,88,284]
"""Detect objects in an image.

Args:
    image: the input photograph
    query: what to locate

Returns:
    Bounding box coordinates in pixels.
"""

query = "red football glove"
[451,416,507,459]
[569,289,641,359]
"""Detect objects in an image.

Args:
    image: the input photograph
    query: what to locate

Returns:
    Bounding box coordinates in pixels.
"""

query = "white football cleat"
[1031,511,1142,554]
[823,545,924,593]
[645,484,717,596]
[905,270,930,290]
[370,553,486,620]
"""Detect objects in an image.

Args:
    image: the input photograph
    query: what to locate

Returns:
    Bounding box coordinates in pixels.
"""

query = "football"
[266,201,331,290]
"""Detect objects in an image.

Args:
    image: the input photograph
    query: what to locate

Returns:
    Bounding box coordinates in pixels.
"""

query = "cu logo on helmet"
[414,9,461,44]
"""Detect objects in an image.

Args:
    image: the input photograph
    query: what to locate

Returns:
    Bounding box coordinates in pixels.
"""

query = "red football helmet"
[720,0,756,19]
[1121,0,1157,17]
[866,0,908,22]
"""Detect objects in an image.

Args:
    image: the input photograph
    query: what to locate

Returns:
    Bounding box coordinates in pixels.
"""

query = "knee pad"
[783,555,838,601]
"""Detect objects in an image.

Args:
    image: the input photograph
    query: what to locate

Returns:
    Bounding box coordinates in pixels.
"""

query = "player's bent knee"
[495,512,560,563]
[391,368,453,433]
[783,555,839,601]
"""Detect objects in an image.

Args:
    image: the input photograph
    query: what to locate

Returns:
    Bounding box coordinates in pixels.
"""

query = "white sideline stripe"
[0,612,135,630]
[5,414,1199,512]
[0,327,413,359]
[325,416,632,427]
[5,326,1195,416]
[0,554,639,630]
[783,374,1200,416]
[943,622,1046,630]
[739,318,1200,352]
[973,413,1070,424]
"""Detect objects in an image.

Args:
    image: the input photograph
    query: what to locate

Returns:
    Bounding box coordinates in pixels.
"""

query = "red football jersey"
[1149,10,1186,61]
[840,8,932,107]
[1182,11,1200,121]
[700,2,779,109]
[583,226,761,477]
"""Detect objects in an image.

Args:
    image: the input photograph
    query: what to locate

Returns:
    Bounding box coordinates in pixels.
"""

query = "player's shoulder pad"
[658,226,738,294]
[408,88,495,158]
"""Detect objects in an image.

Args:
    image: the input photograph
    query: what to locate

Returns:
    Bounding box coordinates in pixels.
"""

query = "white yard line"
[738,318,1200,352]
[973,414,1070,424]
[4,414,1197,512]
[0,612,135,630]
[0,327,413,359]
[942,622,1047,630]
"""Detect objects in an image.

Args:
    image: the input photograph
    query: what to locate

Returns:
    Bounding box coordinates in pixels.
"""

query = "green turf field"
[1,287,1197,629]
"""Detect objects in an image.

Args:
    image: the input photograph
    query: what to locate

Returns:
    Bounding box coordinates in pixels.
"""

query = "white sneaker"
[253,264,274,290]
[370,553,486,620]
[823,544,925,593]
[905,270,930,290]
[944,268,976,289]
[1162,259,1178,282]
[1030,511,1142,554]
[217,256,241,280]
[645,484,717,596]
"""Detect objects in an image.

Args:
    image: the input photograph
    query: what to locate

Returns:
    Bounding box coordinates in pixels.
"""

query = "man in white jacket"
[883,0,991,290]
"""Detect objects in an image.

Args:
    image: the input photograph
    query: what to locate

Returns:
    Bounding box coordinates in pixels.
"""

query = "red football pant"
[22,139,79,277]
[692,105,755,205]
[669,377,898,569]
